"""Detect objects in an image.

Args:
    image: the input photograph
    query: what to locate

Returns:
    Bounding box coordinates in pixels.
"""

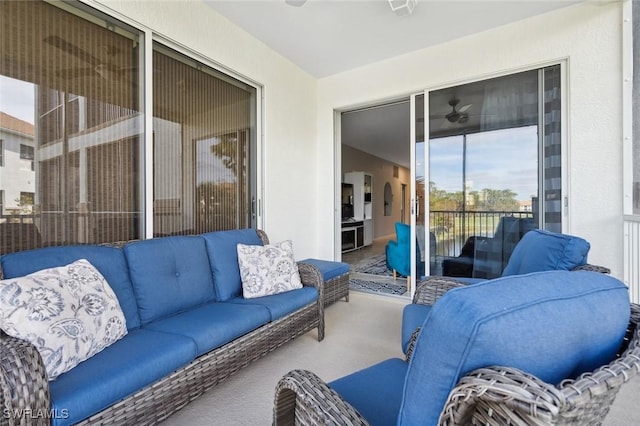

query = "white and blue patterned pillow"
[237,240,303,299]
[0,259,128,380]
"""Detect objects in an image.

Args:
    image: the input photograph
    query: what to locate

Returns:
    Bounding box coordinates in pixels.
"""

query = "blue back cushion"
[201,229,263,301]
[124,236,215,324]
[0,245,141,330]
[502,229,590,276]
[398,270,629,426]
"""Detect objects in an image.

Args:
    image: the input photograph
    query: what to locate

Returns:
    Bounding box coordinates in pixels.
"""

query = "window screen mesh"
[0,1,142,253]
[152,47,254,235]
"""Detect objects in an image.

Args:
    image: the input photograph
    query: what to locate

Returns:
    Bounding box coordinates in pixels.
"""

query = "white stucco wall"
[317,2,624,277]
[92,0,320,258]
[91,1,625,275]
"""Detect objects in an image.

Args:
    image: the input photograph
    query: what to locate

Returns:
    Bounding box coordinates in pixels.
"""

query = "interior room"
[1,1,639,425]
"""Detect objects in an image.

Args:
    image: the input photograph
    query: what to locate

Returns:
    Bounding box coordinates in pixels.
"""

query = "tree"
[474,188,519,211]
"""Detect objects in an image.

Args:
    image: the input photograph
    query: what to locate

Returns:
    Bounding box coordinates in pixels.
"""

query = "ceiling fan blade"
[56,67,97,80]
[44,35,100,66]
[441,119,453,129]
[458,104,472,113]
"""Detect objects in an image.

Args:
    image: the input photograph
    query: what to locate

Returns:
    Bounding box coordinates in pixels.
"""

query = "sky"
[0,76,35,124]
[425,125,538,202]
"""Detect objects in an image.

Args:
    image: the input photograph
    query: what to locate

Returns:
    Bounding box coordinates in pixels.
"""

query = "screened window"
[152,45,257,236]
[0,1,259,255]
[0,1,143,252]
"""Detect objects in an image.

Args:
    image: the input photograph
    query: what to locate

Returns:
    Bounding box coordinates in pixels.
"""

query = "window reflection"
[428,67,561,279]
[0,1,142,253]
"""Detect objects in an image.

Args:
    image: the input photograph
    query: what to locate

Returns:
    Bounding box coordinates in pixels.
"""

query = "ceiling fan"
[443,98,472,124]
[44,35,136,82]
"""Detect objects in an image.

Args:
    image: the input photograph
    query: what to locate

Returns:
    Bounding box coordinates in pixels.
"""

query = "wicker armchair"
[401,229,611,354]
[274,273,639,426]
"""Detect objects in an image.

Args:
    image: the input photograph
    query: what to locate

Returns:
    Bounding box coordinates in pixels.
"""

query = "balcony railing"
[429,210,535,259]
[0,212,140,255]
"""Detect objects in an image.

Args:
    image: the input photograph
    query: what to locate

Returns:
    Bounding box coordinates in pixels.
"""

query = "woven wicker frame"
[319,273,349,307]
[274,303,640,426]
[0,230,324,425]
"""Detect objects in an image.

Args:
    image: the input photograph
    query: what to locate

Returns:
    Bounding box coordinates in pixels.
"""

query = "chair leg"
[407,276,410,293]
[393,269,397,281]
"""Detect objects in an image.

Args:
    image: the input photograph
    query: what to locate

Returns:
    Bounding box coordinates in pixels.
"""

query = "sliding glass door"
[409,94,426,295]
[425,65,563,280]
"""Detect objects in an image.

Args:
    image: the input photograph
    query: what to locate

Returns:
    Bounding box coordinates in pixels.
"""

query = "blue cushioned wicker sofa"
[0,228,324,425]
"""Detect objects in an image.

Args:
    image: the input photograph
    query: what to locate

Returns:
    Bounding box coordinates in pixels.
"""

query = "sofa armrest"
[413,276,467,305]
[297,262,323,290]
[297,262,325,341]
[273,369,369,426]
[0,332,51,425]
[572,264,611,274]
[257,229,269,245]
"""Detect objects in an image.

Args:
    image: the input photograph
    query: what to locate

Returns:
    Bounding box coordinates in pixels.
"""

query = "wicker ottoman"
[299,259,350,307]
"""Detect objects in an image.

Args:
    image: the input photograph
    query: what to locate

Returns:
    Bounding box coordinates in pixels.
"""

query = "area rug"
[351,254,394,277]
[349,278,407,296]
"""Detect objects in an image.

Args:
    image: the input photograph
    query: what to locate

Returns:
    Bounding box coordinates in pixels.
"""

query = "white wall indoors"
[317,2,624,277]
[92,0,320,258]
[342,145,411,240]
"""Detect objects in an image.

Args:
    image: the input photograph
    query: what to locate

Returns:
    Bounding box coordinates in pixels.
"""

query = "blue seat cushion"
[398,270,630,426]
[401,303,431,354]
[299,258,349,281]
[144,302,271,356]
[502,229,590,276]
[201,229,263,301]
[0,245,141,330]
[49,329,196,426]
[124,236,215,324]
[227,286,318,321]
[330,358,407,426]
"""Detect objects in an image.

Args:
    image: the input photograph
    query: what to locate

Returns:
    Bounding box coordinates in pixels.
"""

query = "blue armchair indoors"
[386,223,418,290]
[386,223,435,291]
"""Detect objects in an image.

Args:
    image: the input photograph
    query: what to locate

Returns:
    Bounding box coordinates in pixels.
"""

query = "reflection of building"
[0,112,35,218]
[519,200,532,212]
[34,87,141,244]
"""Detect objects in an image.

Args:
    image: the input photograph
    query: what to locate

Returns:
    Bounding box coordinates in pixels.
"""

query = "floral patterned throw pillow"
[237,240,303,299]
[0,259,128,380]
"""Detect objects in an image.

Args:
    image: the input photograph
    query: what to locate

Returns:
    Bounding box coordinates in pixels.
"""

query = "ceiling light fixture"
[388,0,417,17]
[285,0,307,6]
